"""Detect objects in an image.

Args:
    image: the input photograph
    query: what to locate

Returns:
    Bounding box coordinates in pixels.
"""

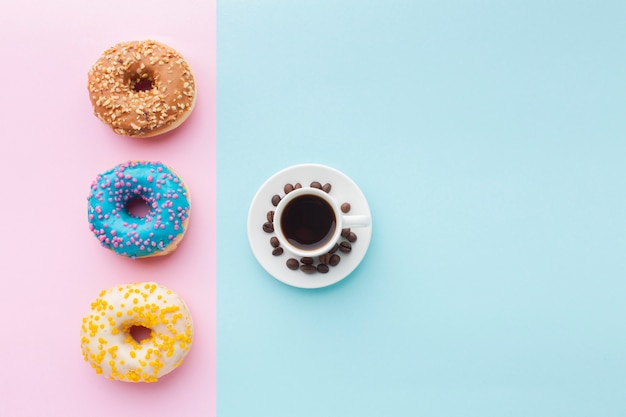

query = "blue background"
[217,1,626,415]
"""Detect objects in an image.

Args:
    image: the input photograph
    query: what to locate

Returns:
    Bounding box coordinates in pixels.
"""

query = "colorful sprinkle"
[80,282,194,383]
[87,161,191,258]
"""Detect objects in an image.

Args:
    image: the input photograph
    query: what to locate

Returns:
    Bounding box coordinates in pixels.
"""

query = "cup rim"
[273,187,343,258]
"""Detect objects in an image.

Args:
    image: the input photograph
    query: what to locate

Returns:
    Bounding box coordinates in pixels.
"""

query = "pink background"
[0,1,216,416]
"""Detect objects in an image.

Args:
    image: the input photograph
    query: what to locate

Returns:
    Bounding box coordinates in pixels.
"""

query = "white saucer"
[247,163,373,289]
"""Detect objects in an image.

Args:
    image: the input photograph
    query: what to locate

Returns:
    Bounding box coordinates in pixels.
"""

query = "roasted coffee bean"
[339,241,352,253]
[329,254,341,266]
[294,182,302,189]
[300,264,317,274]
[310,181,322,189]
[347,232,357,242]
[322,183,332,193]
[319,253,330,264]
[284,183,294,194]
[286,258,299,270]
[271,194,281,206]
[328,243,339,254]
[270,236,280,248]
[272,247,284,256]
[341,228,351,237]
[262,222,274,233]
[266,210,275,223]
[300,257,314,265]
[317,264,330,273]
[341,203,351,213]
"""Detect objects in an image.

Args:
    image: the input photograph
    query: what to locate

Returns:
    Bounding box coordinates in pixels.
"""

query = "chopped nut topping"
[87,40,196,137]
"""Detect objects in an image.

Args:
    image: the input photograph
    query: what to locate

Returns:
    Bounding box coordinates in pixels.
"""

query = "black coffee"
[280,195,336,250]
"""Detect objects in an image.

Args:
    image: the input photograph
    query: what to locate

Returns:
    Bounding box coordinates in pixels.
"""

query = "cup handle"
[342,214,370,228]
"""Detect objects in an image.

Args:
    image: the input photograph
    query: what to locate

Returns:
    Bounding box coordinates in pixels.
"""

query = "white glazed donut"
[80,282,194,382]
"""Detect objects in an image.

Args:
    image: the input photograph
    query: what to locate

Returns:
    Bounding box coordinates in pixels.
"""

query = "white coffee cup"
[273,187,370,258]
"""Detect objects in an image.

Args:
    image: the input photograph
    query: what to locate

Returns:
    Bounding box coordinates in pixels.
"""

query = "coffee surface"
[280,195,336,250]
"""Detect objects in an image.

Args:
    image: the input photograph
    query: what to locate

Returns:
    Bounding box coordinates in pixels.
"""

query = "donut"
[80,282,194,382]
[87,40,196,137]
[87,161,191,259]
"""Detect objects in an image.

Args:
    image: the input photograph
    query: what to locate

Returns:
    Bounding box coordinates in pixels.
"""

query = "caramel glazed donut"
[88,40,196,137]
[81,283,194,382]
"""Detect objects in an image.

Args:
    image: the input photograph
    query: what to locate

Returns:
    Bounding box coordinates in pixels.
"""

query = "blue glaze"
[87,161,191,258]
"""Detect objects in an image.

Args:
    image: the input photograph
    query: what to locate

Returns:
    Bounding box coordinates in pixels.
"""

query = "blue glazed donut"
[87,161,191,258]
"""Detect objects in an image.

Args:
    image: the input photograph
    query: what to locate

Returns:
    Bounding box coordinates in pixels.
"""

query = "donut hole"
[132,76,154,92]
[130,325,153,344]
[125,196,151,218]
